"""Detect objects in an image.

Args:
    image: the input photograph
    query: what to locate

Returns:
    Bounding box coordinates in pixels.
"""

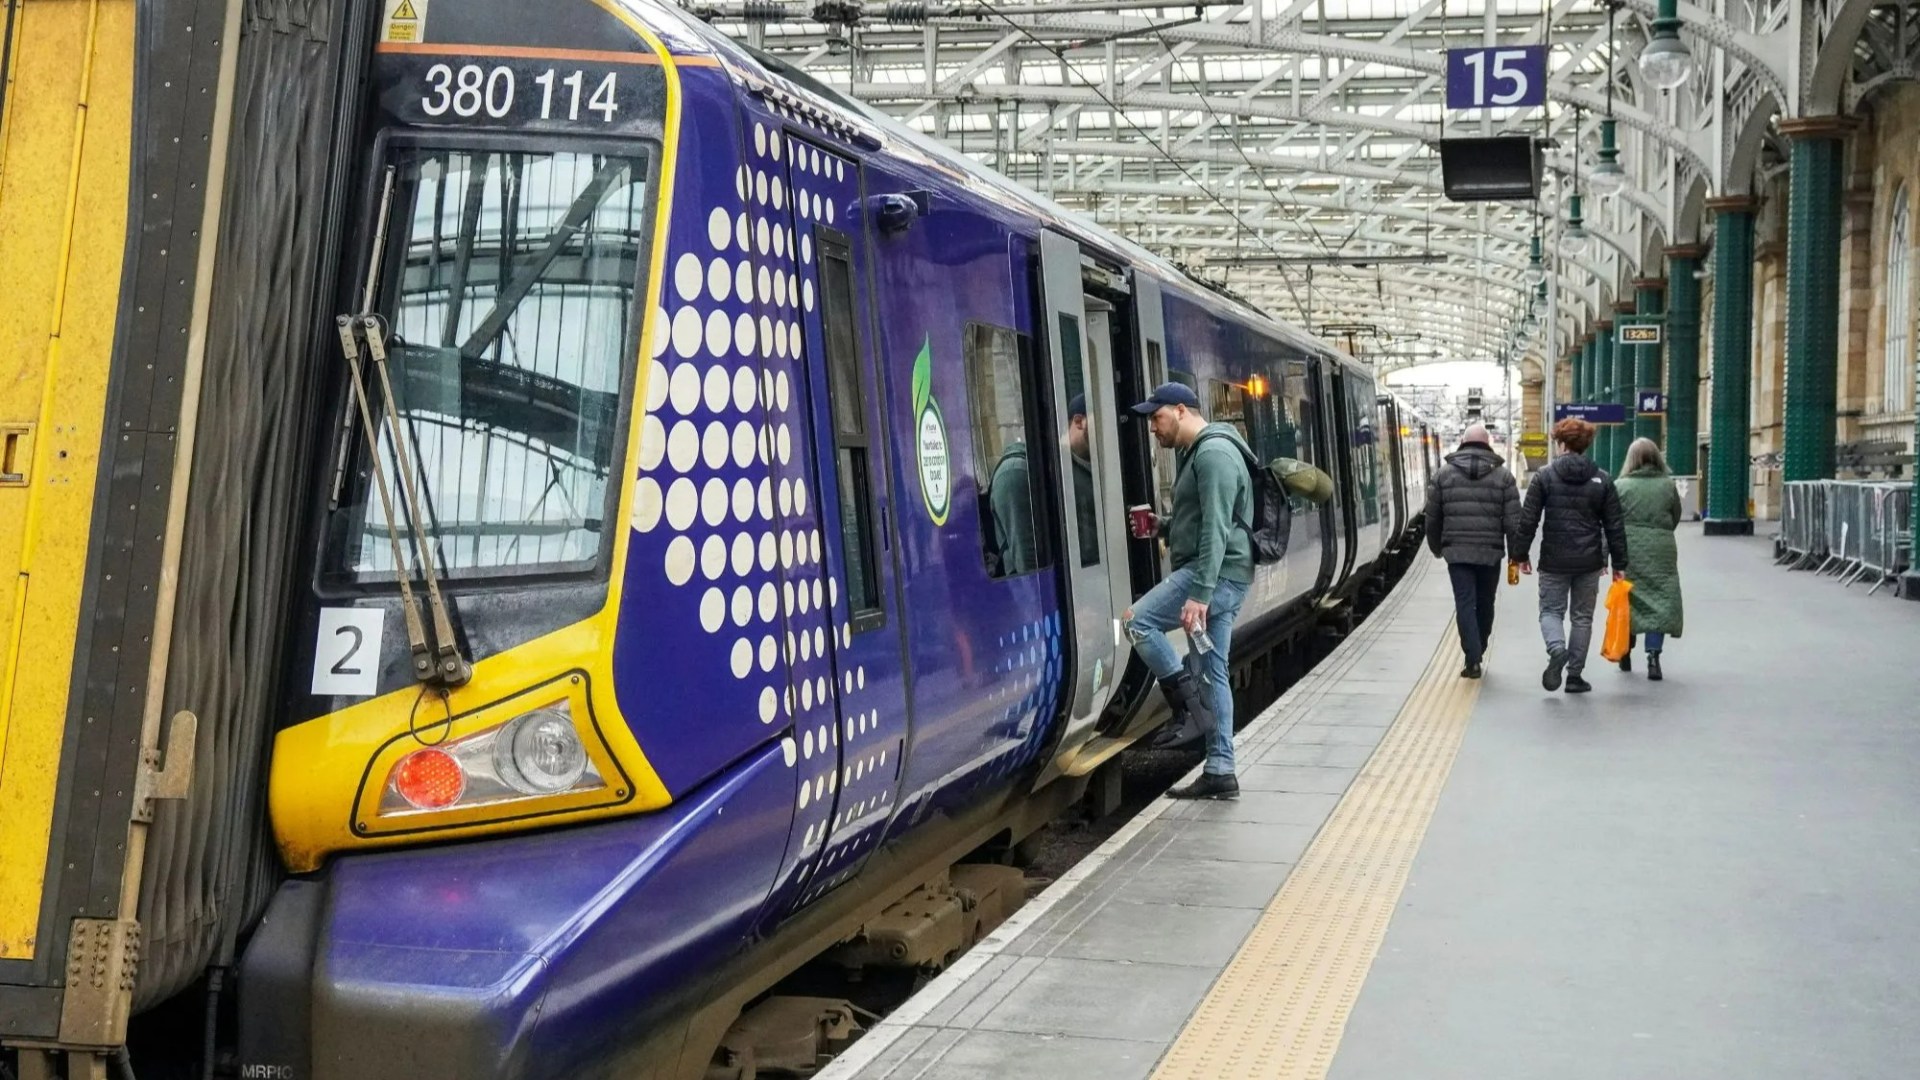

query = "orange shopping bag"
[1599,578,1634,663]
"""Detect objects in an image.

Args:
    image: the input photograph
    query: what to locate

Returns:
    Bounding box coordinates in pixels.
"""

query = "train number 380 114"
[420,63,620,122]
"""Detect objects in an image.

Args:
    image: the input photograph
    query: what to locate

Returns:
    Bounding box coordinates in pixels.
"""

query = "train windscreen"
[323,144,654,586]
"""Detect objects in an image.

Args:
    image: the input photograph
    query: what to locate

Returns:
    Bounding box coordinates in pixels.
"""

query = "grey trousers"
[1538,571,1600,674]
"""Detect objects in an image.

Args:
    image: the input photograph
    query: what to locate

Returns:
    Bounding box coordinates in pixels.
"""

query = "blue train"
[237,0,1441,1075]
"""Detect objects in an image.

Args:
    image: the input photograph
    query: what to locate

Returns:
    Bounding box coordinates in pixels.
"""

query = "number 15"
[1463,49,1531,106]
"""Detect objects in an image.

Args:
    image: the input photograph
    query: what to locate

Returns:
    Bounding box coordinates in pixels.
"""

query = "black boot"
[1618,650,1632,672]
[1151,672,1213,750]
[1647,652,1663,681]
[1542,647,1568,692]
[1169,772,1239,800]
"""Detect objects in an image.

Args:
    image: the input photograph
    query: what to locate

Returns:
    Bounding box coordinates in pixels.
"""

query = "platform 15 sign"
[1445,46,1548,109]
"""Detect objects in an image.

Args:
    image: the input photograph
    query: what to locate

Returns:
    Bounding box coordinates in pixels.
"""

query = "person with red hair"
[1512,418,1629,693]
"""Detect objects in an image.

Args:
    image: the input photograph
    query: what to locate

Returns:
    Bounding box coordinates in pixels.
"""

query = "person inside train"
[982,394,1099,576]
[1612,437,1684,681]
[1065,393,1099,567]
[1512,417,1629,694]
[1425,422,1522,680]
[1122,381,1254,801]
[986,438,1035,576]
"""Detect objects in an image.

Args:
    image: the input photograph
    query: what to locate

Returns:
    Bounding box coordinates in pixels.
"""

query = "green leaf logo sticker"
[912,335,951,525]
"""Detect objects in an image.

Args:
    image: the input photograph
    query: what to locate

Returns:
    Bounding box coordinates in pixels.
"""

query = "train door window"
[817,230,882,624]
[1343,371,1382,525]
[966,323,1047,577]
[1057,313,1100,567]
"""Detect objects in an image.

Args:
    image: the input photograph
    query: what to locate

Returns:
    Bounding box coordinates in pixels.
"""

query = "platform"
[818,527,1920,1080]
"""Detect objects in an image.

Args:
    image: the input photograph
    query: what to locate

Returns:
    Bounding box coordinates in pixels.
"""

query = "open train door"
[1124,272,1175,584]
[1036,230,1124,745]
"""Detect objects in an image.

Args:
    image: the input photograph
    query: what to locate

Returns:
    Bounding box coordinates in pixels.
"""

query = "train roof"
[637,0,1380,381]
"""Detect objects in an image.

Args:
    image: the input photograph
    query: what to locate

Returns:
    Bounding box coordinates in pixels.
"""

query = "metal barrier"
[1777,481,1830,568]
[1777,480,1913,595]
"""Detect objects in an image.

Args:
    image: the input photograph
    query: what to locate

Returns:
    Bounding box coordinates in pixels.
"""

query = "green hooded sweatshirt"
[1168,422,1256,603]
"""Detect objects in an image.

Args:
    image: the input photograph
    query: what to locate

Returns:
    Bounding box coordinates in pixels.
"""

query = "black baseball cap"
[1129,381,1202,415]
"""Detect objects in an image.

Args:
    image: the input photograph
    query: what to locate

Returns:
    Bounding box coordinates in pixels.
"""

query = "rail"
[1777,480,1913,596]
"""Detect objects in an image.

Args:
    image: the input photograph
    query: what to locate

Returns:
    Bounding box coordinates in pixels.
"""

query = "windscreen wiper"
[330,164,471,689]
[358,315,469,687]
[334,317,443,686]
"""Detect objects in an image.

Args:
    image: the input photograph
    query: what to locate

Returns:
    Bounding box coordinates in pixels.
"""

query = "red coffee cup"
[1128,504,1156,539]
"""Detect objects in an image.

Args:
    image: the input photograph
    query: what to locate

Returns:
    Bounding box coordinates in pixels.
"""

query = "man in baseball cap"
[1121,380,1255,799]
[1128,381,1203,418]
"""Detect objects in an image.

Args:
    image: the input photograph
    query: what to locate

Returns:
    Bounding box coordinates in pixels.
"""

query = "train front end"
[241,3,811,1077]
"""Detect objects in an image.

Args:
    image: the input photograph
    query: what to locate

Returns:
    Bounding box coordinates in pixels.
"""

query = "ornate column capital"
[1705,194,1762,214]
[1776,114,1863,141]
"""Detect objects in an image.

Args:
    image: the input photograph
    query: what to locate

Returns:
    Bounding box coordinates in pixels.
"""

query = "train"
[0,0,1441,1076]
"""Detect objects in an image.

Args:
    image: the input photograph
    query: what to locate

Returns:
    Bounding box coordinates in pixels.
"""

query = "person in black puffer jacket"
[1512,418,1629,694]
[1425,423,1521,679]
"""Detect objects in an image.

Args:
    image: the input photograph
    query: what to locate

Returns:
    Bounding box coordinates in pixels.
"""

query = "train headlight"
[495,709,589,794]
[378,700,604,817]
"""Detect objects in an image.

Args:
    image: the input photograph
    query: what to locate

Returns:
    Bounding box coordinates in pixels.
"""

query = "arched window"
[1885,187,1913,414]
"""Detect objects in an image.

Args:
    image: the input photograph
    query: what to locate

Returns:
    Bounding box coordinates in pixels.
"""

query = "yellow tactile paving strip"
[1150,624,1479,1080]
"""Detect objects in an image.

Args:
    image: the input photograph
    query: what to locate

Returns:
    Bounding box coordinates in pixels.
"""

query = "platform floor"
[818,528,1920,1080]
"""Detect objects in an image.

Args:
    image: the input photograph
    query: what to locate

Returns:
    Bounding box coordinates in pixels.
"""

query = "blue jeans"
[1124,567,1251,777]
[1639,631,1666,651]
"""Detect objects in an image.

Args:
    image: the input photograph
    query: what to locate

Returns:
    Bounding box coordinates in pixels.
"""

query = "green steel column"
[1705,196,1759,535]
[1632,279,1666,447]
[1595,321,1615,465]
[1664,246,1706,476]
[1613,301,1637,471]
[1780,116,1858,482]
[1583,333,1598,403]
[1573,334,1588,403]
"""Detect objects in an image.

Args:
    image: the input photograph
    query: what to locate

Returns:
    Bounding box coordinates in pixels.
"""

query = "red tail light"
[391,748,466,809]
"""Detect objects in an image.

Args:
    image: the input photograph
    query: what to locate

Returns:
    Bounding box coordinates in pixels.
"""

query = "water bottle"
[1190,627,1215,655]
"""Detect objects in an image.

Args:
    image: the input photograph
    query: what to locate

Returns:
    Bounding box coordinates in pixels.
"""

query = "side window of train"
[965,323,1049,578]
[1208,380,1252,443]
[1282,362,1316,499]
[816,230,884,628]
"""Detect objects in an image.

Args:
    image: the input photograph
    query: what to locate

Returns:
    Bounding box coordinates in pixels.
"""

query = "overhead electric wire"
[1148,25,1347,265]
[966,0,1315,320]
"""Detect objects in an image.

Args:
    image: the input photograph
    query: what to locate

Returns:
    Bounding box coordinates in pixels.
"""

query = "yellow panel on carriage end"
[0,0,135,961]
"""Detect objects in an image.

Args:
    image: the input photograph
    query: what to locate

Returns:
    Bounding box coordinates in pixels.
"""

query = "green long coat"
[1614,466,1684,636]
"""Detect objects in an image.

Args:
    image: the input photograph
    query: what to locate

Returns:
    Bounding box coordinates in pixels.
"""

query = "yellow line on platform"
[1150,623,1479,1080]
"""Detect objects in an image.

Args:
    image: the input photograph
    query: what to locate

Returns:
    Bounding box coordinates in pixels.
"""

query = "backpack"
[1195,431,1293,565]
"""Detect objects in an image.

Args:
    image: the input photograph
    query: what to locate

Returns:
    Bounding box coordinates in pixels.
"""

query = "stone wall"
[1858,82,1920,473]
[1752,179,1791,519]
[1837,124,1876,441]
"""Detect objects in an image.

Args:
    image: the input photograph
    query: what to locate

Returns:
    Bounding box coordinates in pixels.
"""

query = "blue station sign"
[1554,402,1629,425]
[1445,46,1549,109]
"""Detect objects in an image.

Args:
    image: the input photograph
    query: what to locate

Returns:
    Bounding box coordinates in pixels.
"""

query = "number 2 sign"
[312,608,386,698]
[1445,46,1548,109]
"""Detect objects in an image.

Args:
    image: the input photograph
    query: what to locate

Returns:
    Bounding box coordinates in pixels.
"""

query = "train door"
[1382,397,1409,535]
[1318,359,1356,588]
[1037,230,1123,737]
[1123,272,1174,589]
[776,132,912,899]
